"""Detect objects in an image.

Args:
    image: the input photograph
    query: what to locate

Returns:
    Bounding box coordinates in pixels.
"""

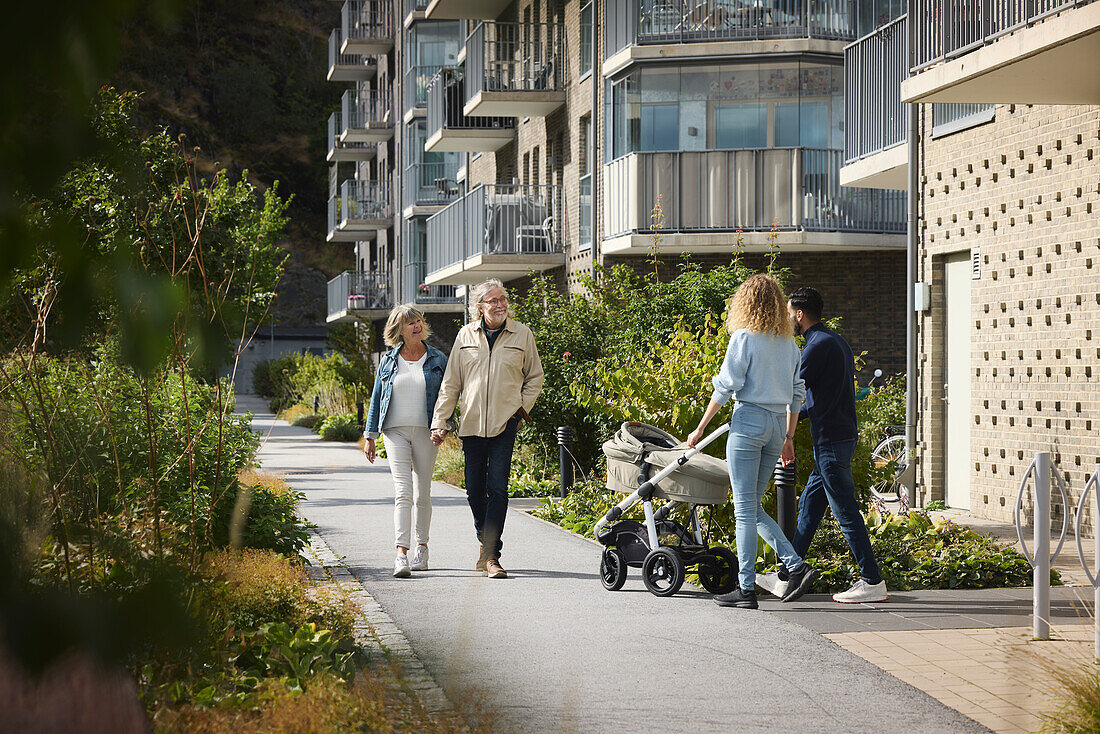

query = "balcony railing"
[427,183,563,276]
[342,179,393,224]
[406,0,430,14]
[403,262,461,304]
[911,0,1094,72]
[427,68,515,134]
[328,29,374,81]
[466,22,564,101]
[404,161,463,207]
[604,149,906,237]
[341,88,392,132]
[342,0,394,52]
[405,64,449,112]
[327,112,375,161]
[606,0,856,56]
[844,15,907,164]
[328,271,393,318]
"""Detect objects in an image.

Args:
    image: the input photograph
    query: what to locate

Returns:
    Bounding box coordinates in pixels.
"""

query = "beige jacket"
[431,319,544,438]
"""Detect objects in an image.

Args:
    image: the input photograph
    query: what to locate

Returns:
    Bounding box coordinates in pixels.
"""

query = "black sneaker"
[714,588,758,609]
[780,562,820,603]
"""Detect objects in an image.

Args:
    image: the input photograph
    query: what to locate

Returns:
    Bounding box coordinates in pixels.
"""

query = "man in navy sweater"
[768,287,888,603]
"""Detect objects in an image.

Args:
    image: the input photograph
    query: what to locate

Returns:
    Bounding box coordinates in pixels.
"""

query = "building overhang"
[327,307,390,323]
[425,127,516,153]
[600,231,906,256]
[341,37,394,56]
[839,145,908,190]
[341,126,394,144]
[327,145,377,163]
[326,228,379,243]
[425,0,510,19]
[423,252,565,285]
[403,204,446,219]
[327,60,378,83]
[602,38,849,78]
[463,91,565,118]
[415,301,466,313]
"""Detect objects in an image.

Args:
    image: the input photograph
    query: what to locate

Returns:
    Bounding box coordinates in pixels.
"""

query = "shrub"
[318,414,361,442]
[228,470,311,555]
[251,359,275,397]
[281,404,314,424]
[432,435,463,485]
[293,413,322,430]
[202,548,307,633]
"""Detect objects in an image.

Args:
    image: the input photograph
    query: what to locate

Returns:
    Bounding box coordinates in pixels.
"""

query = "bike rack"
[1014,451,1069,640]
[1074,463,1100,660]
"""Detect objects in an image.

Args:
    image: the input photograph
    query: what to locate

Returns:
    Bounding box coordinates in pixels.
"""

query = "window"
[640,104,678,150]
[580,1,593,78]
[715,104,766,149]
[774,100,828,148]
[579,115,592,250]
[932,104,996,138]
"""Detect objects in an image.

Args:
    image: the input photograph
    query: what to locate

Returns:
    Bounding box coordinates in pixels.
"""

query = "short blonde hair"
[468,279,513,322]
[383,304,430,347]
[725,274,792,338]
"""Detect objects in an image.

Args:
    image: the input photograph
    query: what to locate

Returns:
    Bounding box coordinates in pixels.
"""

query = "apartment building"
[323,0,913,371]
[842,0,1100,520]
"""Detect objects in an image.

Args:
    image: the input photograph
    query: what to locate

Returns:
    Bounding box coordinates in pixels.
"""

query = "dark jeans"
[793,439,883,585]
[461,415,520,559]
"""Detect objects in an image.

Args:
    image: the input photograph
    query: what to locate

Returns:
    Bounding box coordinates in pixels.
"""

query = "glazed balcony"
[327,270,394,322]
[464,22,566,117]
[403,160,463,215]
[340,88,393,144]
[403,262,463,310]
[328,28,377,82]
[425,69,515,153]
[326,179,393,243]
[602,149,906,254]
[404,0,429,26]
[405,64,449,117]
[841,15,908,190]
[424,183,565,285]
[902,0,1100,103]
[425,0,511,20]
[327,112,377,163]
[341,0,395,56]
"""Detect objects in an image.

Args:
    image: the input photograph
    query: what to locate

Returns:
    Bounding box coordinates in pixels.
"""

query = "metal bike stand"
[1014,451,1069,640]
[1074,463,1100,659]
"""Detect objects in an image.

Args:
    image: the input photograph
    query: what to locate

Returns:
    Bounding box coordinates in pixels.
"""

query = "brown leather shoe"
[485,558,507,579]
[475,545,487,572]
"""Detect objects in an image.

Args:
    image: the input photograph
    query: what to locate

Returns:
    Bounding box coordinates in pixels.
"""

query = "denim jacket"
[364,344,451,439]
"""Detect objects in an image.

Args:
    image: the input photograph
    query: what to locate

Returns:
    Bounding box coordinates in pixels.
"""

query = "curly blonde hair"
[725,274,792,337]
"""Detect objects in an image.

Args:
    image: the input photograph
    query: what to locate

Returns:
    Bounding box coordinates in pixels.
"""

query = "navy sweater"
[798,323,858,445]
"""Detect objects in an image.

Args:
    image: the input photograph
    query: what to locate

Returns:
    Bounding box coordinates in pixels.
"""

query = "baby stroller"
[594,421,737,597]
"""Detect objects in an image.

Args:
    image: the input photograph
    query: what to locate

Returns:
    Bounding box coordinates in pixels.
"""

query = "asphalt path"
[243,395,989,734]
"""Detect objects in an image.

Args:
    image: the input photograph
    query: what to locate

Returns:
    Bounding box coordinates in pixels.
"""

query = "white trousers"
[383,425,438,549]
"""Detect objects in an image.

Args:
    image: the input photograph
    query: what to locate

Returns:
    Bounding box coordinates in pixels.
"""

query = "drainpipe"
[590,0,600,282]
[902,100,919,507]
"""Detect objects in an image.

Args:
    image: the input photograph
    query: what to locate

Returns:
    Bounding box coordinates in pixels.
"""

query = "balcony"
[841,16,908,190]
[403,262,464,311]
[341,0,395,56]
[327,112,377,163]
[424,183,565,285]
[602,149,906,254]
[425,69,516,152]
[902,0,1100,103]
[326,180,393,243]
[404,0,428,27]
[403,160,463,215]
[604,0,855,75]
[340,88,393,144]
[327,271,394,322]
[464,22,566,117]
[425,0,511,20]
[405,64,449,118]
[328,29,377,82]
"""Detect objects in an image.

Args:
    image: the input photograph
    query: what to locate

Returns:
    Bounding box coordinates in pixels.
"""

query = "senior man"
[430,279,544,579]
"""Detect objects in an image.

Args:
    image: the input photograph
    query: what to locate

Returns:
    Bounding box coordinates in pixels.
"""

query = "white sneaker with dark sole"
[410,545,429,571]
[393,554,411,578]
[756,572,789,599]
[833,579,889,603]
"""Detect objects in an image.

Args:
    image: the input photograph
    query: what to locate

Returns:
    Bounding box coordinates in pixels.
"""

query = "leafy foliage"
[318,413,361,442]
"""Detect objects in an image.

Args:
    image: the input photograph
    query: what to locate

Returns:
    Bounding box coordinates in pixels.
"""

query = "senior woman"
[687,274,818,609]
[430,279,543,579]
[364,304,450,578]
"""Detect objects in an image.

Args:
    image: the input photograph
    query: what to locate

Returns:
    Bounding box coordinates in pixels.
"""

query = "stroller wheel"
[600,548,627,591]
[641,547,684,597]
[698,546,738,595]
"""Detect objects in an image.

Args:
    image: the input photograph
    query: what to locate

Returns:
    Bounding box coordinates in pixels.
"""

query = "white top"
[382,353,428,430]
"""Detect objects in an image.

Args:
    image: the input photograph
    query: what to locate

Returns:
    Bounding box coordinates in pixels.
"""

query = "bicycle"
[857,369,910,511]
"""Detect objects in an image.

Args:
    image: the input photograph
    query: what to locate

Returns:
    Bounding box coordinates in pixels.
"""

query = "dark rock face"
[273,253,328,328]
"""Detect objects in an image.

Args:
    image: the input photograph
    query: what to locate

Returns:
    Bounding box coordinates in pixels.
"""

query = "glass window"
[640,104,678,150]
[580,1,593,77]
[774,100,828,147]
[715,103,766,149]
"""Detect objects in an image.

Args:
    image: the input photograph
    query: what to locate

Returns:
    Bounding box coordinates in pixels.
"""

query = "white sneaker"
[756,572,789,599]
[410,545,429,571]
[832,579,889,603]
[393,554,411,578]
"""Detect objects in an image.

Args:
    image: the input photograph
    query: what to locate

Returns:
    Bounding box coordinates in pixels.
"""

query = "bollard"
[557,426,575,498]
[356,401,364,430]
[1034,452,1051,640]
[774,458,797,543]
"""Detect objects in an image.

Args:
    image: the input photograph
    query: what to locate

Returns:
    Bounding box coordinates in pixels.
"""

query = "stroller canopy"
[602,422,731,505]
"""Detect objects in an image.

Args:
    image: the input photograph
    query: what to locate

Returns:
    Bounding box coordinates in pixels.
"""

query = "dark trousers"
[792,439,883,585]
[461,415,520,559]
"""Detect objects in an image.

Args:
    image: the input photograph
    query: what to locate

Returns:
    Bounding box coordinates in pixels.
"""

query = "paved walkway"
[241,395,1092,733]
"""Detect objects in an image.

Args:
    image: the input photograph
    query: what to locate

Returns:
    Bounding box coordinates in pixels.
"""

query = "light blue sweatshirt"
[710,329,807,415]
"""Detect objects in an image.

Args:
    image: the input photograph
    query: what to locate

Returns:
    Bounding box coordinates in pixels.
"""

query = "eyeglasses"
[481,296,508,307]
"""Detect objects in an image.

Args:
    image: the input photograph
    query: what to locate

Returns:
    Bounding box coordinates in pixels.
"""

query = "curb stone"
[301,530,464,723]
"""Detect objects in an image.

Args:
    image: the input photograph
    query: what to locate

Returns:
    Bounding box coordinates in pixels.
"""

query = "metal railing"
[328,112,375,159]
[341,179,394,223]
[404,161,463,207]
[603,149,906,237]
[427,69,515,135]
[406,64,449,111]
[327,195,342,238]
[403,262,461,304]
[426,183,563,277]
[910,0,1094,73]
[328,270,394,317]
[341,88,391,130]
[606,0,857,55]
[406,0,430,15]
[342,0,394,46]
[466,21,565,103]
[844,15,908,164]
[329,28,363,70]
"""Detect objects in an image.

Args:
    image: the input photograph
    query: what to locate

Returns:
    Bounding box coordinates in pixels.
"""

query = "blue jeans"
[792,440,882,585]
[461,415,520,559]
[727,403,805,593]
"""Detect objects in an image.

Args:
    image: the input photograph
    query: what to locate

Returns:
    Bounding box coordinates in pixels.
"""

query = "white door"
[944,254,972,510]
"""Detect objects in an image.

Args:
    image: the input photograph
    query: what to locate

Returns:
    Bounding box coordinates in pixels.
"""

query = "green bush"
[318,414,360,442]
[265,352,366,415]
[252,359,276,397]
[227,471,311,556]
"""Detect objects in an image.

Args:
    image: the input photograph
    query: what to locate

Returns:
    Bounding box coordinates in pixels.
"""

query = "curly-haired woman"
[687,274,818,609]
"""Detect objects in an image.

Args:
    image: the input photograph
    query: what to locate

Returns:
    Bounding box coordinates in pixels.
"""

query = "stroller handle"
[594,423,731,536]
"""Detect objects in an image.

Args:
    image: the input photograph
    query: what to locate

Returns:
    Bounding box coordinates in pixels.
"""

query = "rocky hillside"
[113,0,353,327]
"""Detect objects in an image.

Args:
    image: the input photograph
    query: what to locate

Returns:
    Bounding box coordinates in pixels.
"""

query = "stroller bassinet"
[602,422,730,503]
